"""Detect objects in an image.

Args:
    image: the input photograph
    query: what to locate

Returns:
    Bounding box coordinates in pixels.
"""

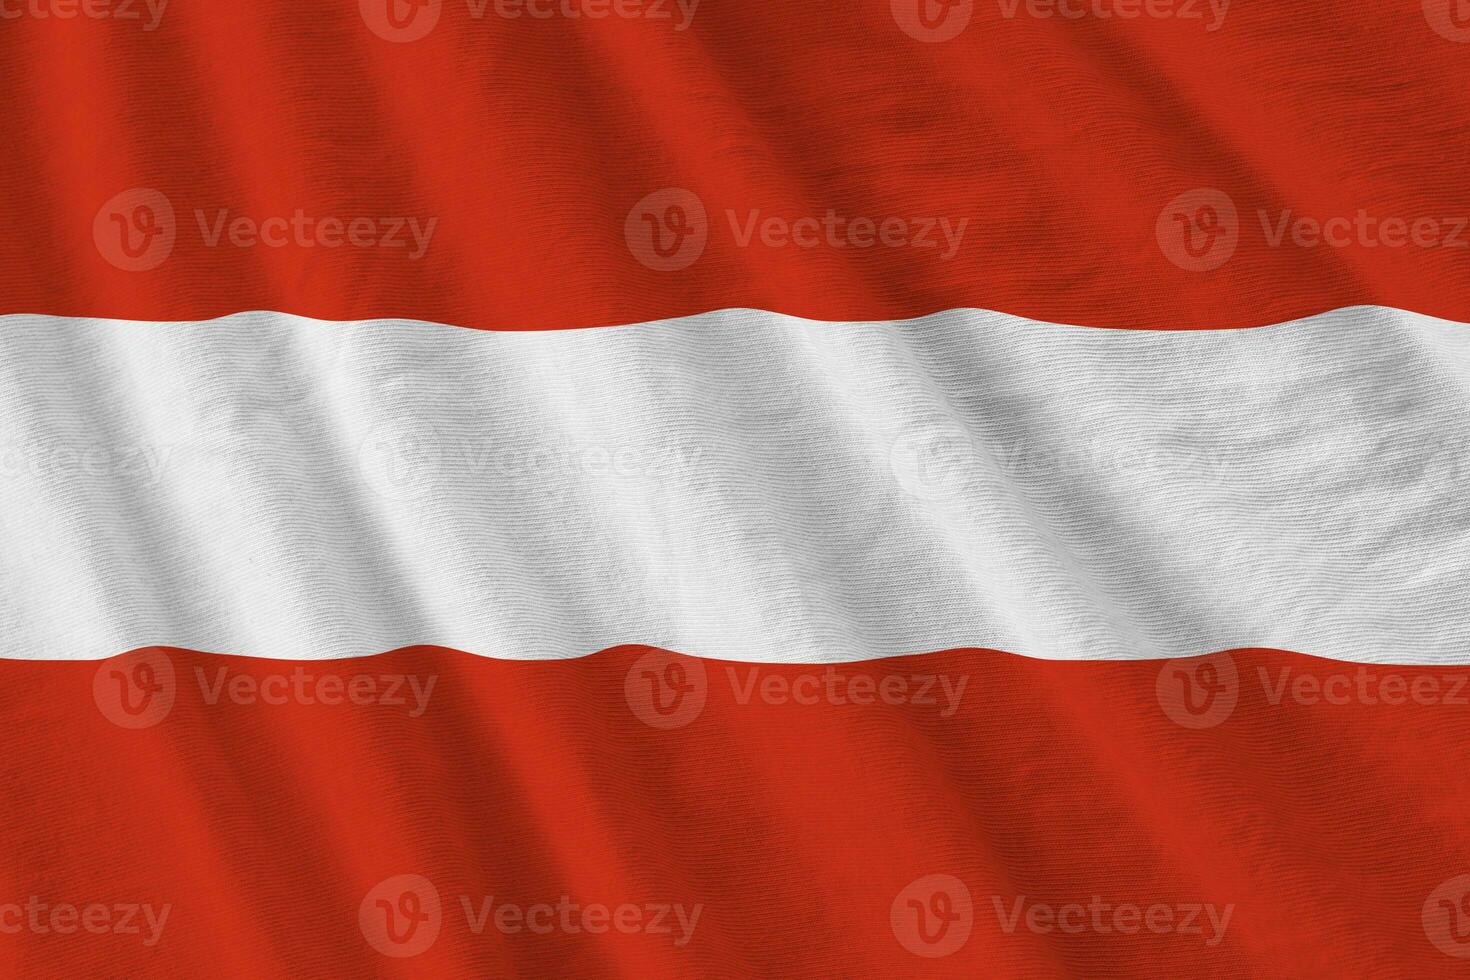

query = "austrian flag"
[3,1,1470,977]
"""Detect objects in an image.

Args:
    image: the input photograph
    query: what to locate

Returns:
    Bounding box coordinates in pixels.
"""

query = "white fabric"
[0,306,1464,663]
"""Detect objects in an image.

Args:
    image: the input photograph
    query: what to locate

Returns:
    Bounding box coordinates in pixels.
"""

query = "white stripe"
[0,306,1464,663]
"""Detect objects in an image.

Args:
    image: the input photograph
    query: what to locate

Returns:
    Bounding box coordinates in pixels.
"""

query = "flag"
[2,1,1470,976]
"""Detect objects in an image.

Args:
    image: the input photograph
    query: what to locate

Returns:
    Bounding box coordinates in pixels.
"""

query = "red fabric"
[5,645,1469,977]
[2,1,1469,329]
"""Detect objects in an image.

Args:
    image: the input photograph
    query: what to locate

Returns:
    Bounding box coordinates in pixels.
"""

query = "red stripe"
[3,2,1470,329]
[7,645,1470,977]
